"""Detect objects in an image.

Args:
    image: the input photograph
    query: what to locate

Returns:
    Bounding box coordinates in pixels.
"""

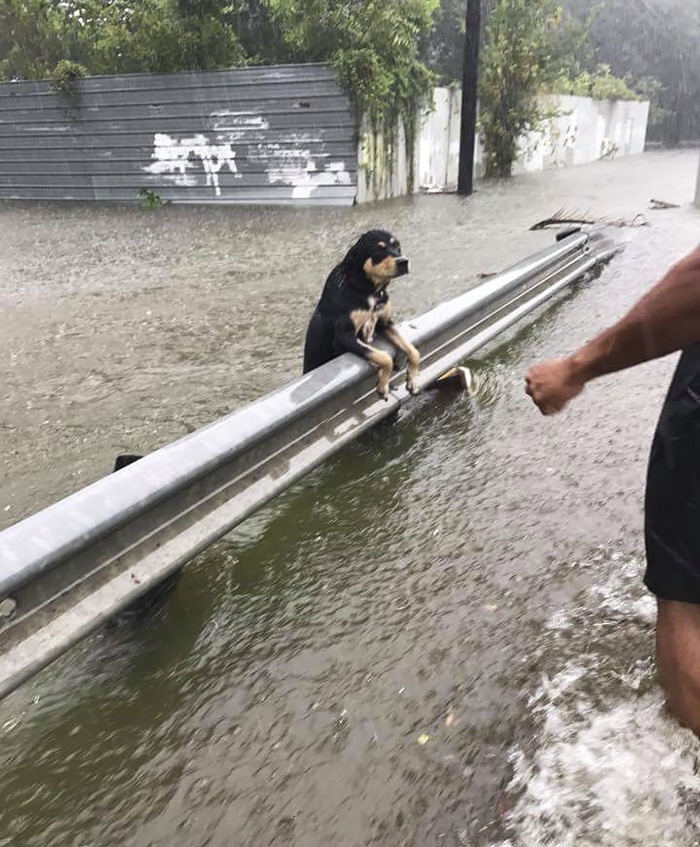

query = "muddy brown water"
[1,151,699,847]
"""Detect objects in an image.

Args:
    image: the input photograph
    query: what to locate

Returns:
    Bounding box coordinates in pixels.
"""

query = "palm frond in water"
[529,208,596,230]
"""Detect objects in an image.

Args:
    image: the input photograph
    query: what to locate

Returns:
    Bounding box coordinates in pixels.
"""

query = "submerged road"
[1,150,699,846]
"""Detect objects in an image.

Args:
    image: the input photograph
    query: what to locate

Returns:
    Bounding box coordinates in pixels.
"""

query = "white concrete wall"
[516,95,650,175]
[357,88,650,202]
[356,119,413,204]
[695,152,700,208]
[416,87,462,191]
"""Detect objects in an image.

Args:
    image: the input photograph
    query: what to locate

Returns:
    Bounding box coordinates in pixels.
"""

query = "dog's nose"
[395,257,409,276]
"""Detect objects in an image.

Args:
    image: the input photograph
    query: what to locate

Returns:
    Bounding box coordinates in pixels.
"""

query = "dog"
[302,229,421,399]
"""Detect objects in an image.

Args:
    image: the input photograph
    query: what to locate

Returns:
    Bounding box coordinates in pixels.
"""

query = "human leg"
[656,598,700,735]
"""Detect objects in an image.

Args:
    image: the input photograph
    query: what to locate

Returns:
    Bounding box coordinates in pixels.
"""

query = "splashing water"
[494,553,700,847]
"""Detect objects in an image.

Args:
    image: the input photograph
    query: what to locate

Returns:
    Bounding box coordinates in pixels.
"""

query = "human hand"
[525,358,585,415]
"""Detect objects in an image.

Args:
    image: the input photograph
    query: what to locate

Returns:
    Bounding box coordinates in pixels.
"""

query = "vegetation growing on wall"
[548,65,640,102]
[49,59,88,100]
[478,0,565,178]
[424,0,699,148]
[477,0,648,178]
[265,0,439,195]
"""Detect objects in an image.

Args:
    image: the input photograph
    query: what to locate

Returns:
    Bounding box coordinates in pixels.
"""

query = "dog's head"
[340,229,409,288]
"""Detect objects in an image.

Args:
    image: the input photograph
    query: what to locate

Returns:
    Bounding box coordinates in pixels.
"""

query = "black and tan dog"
[302,229,420,398]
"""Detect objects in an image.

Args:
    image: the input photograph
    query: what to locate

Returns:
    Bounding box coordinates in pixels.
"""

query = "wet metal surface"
[1,150,699,846]
[0,64,356,205]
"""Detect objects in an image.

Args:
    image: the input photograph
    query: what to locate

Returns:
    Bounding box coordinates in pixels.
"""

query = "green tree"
[558,0,700,144]
[424,0,497,84]
[478,0,564,178]
[224,0,292,65]
[0,0,69,80]
[0,0,248,80]
[264,0,439,191]
[70,0,247,75]
[548,64,640,101]
[265,0,438,130]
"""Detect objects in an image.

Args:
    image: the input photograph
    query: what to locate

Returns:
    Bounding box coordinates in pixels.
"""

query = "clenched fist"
[525,358,586,415]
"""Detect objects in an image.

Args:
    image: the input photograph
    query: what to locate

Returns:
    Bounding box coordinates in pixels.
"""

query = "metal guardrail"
[0,228,622,699]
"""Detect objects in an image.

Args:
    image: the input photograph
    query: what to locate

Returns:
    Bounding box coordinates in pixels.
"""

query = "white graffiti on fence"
[266,159,352,199]
[142,132,240,196]
[142,110,353,199]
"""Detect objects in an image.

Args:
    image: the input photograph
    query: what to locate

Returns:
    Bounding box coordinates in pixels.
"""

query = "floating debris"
[530,208,596,230]
[649,198,680,210]
[530,207,650,230]
[0,597,17,620]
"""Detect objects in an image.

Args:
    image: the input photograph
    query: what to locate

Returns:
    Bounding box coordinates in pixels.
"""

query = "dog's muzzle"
[395,257,409,277]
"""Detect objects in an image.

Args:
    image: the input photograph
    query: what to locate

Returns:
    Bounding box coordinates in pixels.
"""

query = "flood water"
[1,150,700,847]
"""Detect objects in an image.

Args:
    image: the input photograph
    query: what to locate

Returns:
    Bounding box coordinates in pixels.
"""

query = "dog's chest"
[351,294,389,343]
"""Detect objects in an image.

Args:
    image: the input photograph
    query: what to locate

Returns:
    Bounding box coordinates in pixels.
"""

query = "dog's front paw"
[376,373,391,400]
[372,351,393,401]
[406,346,421,396]
[406,373,421,396]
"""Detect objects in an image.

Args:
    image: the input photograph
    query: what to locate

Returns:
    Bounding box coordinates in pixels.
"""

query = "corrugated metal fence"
[0,63,357,205]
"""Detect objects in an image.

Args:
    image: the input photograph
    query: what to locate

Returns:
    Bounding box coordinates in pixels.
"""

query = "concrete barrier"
[358,88,650,202]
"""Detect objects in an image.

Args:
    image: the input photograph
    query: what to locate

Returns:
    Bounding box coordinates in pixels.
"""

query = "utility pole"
[457,0,481,195]
[695,151,700,208]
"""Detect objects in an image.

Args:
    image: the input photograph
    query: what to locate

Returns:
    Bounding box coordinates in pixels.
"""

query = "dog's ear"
[339,241,360,272]
[339,230,395,274]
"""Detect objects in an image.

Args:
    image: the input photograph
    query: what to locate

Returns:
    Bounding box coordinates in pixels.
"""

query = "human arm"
[525,245,700,415]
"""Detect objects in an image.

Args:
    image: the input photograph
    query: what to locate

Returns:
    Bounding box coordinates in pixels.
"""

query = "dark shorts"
[644,381,700,604]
